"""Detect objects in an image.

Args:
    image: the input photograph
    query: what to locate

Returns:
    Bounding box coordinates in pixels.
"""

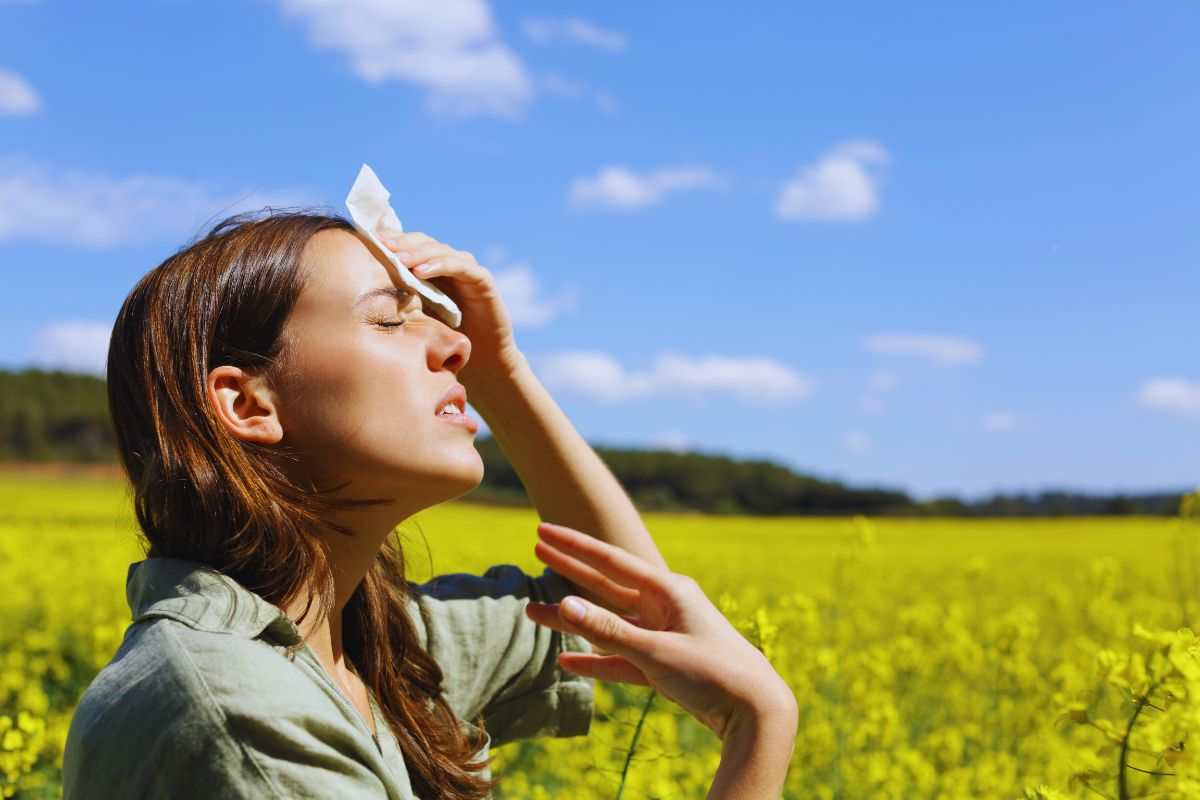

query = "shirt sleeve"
[406,564,596,748]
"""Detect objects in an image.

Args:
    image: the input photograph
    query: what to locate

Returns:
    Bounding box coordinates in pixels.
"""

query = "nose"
[429,319,471,374]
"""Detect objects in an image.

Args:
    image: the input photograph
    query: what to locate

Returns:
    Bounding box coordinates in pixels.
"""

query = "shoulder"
[406,564,578,634]
[69,616,314,724]
[64,619,278,798]
[404,565,595,746]
[64,619,384,800]
[404,564,580,667]
[411,563,577,604]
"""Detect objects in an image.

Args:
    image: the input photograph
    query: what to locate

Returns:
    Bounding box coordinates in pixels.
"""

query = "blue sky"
[1,1,1197,500]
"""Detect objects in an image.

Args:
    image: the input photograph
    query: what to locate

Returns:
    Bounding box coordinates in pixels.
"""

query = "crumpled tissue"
[345,163,462,329]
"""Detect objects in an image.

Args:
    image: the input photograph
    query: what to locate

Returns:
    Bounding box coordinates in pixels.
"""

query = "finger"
[393,242,454,266]
[381,230,435,247]
[378,232,413,250]
[410,256,456,279]
[533,540,642,613]
[557,652,651,686]
[413,257,494,286]
[536,522,665,595]
[526,601,645,629]
[524,596,653,661]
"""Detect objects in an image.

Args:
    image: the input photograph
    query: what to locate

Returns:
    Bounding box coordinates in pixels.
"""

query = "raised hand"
[378,231,524,385]
[524,521,797,743]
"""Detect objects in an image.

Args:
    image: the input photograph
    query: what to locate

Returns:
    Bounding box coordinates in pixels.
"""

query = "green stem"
[1119,678,1164,800]
[615,689,657,800]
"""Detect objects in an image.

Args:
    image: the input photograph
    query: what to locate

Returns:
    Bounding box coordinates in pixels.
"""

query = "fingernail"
[395,251,413,262]
[412,264,428,275]
[561,597,585,623]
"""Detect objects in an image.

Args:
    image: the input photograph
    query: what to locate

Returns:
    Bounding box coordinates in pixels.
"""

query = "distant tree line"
[0,369,117,462]
[0,368,1190,516]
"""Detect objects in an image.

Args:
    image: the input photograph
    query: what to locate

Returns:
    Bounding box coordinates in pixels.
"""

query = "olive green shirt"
[62,556,595,799]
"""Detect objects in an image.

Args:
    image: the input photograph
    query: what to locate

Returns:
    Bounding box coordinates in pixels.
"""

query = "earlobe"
[207,365,284,445]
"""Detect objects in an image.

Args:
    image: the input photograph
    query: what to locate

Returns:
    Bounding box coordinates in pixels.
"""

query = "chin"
[432,446,486,498]
[347,444,484,502]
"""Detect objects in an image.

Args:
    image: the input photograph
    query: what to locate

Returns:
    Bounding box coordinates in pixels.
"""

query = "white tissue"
[344,163,462,329]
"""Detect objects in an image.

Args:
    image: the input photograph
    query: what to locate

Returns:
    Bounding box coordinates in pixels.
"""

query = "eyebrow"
[353,285,416,308]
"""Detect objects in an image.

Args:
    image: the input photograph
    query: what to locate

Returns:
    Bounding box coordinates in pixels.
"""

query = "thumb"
[557,595,651,660]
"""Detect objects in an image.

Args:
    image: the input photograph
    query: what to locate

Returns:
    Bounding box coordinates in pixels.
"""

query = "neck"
[282,499,418,681]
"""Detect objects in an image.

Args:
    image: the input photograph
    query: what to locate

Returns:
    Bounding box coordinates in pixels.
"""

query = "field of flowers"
[1,470,1197,799]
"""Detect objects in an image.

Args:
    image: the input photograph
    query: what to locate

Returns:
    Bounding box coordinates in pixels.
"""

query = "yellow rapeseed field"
[2,471,1197,799]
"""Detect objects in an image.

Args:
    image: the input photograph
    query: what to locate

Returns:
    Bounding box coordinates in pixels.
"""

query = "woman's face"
[272,228,483,505]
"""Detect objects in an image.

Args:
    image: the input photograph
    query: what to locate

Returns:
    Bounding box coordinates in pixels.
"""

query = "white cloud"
[538,72,619,116]
[0,68,41,115]
[861,368,901,413]
[539,72,585,99]
[650,431,691,452]
[1136,377,1200,418]
[492,262,578,328]
[275,0,533,119]
[982,411,1020,432]
[535,350,814,405]
[0,157,312,248]
[568,165,721,210]
[775,138,888,221]
[863,332,984,366]
[538,352,642,401]
[30,321,112,376]
[522,17,627,51]
[844,430,871,453]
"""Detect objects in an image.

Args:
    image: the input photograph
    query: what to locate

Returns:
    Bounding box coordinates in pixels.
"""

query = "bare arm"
[708,692,799,799]
[465,350,671,598]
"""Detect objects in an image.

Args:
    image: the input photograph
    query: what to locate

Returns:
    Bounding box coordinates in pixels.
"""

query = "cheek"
[284,331,428,446]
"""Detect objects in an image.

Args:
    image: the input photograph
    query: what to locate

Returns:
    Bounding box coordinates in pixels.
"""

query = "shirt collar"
[126,556,303,646]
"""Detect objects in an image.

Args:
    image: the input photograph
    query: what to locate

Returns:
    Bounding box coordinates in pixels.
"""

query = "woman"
[62,209,798,799]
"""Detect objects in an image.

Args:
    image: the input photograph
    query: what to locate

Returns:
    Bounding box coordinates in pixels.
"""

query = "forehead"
[290,227,408,319]
[299,228,399,303]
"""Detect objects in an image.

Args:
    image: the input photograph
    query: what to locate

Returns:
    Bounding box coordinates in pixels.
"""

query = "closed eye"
[367,316,405,328]
[365,291,423,329]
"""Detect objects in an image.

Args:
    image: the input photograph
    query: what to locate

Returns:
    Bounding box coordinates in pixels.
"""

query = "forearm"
[464,351,670,582]
[708,698,799,800]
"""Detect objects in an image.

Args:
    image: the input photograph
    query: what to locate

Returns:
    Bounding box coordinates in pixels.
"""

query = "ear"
[207,365,283,445]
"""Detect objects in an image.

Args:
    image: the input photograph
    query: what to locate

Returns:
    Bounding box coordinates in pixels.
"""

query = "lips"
[435,383,467,416]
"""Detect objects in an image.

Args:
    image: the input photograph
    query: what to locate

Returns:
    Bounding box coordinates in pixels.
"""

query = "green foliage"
[0,367,1187,517]
[468,436,911,516]
[0,370,115,463]
[467,435,1185,517]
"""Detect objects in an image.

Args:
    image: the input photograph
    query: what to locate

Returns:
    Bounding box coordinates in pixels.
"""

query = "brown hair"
[105,208,498,799]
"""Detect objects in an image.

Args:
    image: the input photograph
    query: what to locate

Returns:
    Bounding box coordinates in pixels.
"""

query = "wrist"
[728,680,799,742]
[710,692,798,800]
[461,350,531,418]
